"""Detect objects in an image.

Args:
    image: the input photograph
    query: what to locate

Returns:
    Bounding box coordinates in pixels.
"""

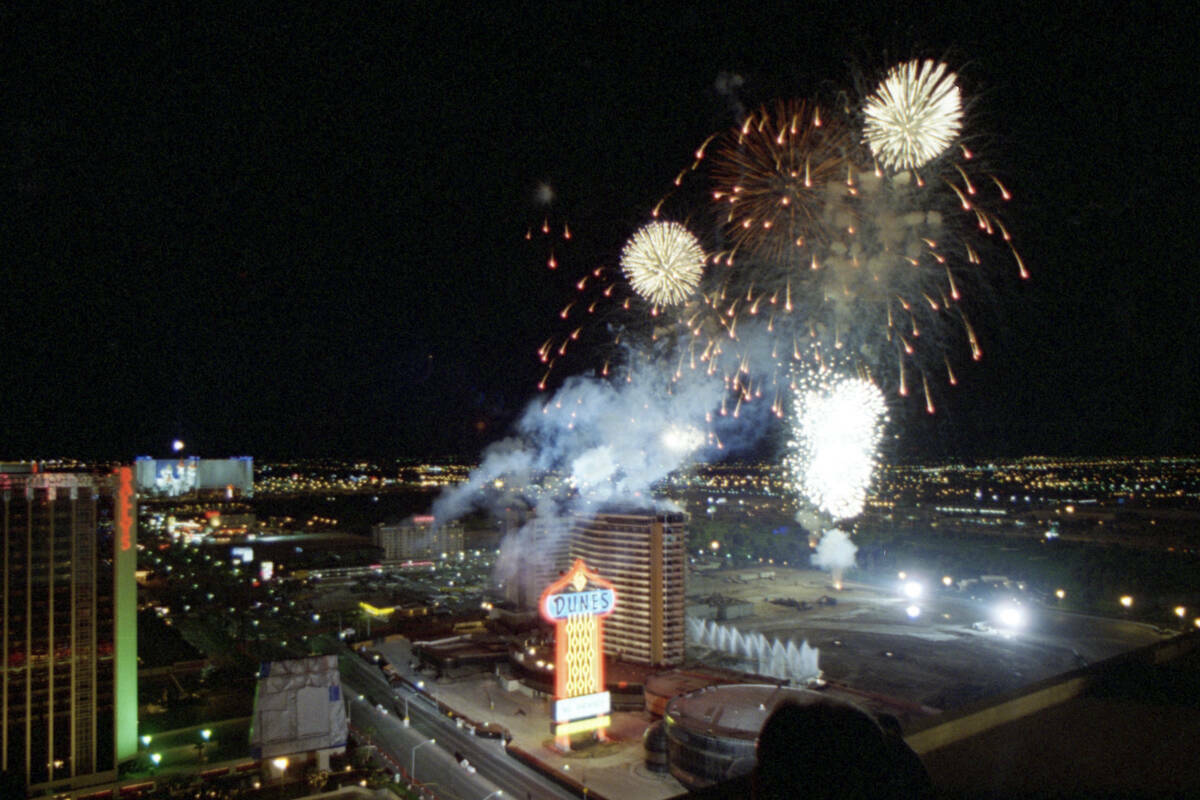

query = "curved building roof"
[665,683,828,740]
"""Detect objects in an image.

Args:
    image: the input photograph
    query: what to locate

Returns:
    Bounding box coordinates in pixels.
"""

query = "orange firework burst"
[710,100,857,265]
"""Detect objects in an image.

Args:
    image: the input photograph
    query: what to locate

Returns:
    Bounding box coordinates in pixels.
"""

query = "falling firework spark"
[645,77,1019,405]
[784,369,887,520]
[620,220,706,306]
[709,100,855,264]
[535,58,1021,416]
[863,60,963,171]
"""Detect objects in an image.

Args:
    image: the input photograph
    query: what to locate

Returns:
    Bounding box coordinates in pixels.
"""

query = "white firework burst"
[785,372,887,520]
[661,423,705,454]
[863,60,962,171]
[620,220,706,307]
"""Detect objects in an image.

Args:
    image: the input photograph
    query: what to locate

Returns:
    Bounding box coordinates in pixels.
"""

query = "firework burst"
[620,220,706,307]
[709,100,855,264]
[646,78,1020,405]
[863,60,963,171]
[534,58,1021,420]
[784,367,887,520]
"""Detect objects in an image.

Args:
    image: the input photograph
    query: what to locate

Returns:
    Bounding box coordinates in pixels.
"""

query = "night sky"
[3,3,1197,460]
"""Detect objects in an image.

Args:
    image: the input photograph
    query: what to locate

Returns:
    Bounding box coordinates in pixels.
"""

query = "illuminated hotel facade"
[371,515,464,561]
[568,511,687,667]
[0,468,138,793]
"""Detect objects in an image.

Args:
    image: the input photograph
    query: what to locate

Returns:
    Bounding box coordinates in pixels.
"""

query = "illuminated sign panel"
[539,559,616,748]
[554,691,611,722]
[542,589,614,620]
[115,466,134,551]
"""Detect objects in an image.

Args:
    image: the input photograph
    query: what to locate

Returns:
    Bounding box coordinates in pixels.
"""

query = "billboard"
[135,456,253,497]
[249,655,346,760]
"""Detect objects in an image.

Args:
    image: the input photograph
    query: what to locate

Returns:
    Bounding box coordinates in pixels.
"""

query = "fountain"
[687,617,820,684]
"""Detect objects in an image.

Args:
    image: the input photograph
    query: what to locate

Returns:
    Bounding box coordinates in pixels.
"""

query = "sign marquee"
[542,588,615,620]
[538,559,617,747]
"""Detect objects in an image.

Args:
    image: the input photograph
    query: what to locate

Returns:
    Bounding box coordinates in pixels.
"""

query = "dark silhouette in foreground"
[687,698,933,799]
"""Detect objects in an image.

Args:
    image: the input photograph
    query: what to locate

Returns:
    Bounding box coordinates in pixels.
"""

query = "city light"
[271,757,289,772]
[906,604,921,619]
[903,581,924,599]
[1055,589,1066,599]
[995,604,1028,629]
[1119,595,1133,609]
[150,753,162,766]
[200,728,211,741]
[1174,606,1186,618]
[942,576,953,587]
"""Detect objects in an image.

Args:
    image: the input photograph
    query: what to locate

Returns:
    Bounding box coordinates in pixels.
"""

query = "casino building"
[568,511,686,667]
[371,515,464,561]
[663,684,831,790]
[0,467,138,793]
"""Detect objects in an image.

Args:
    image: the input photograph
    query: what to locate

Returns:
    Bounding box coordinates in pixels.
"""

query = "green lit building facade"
[0,468,137,793]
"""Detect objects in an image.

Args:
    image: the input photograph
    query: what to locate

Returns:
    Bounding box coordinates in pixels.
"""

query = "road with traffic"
[342,653,576,800]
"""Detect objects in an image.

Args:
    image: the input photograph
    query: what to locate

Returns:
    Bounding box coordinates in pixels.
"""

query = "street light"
[197,728,213,762]
[411,738,435,780]
[402,694,410,727]
[1119,595,1133,609]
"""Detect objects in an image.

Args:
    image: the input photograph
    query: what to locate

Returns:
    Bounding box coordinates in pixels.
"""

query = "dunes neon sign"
[538,558,616,748]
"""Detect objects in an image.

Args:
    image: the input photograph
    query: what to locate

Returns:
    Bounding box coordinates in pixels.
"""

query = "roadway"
[341,653,575,800]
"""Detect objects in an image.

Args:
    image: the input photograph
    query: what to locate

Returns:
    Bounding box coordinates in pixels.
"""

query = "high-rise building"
[568,511,687,666]
[371,515,464,561]
[0,468,138,793]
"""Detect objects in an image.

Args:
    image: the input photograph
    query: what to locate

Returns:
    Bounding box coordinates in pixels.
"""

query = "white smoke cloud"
[714,71,746,118]
[431,349,730,597]
[811,527,858,572]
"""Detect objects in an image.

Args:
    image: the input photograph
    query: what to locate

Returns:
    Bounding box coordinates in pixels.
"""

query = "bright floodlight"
[863,60,962,170]
[620,220,706,306]
[905,604,921,619]
[903,580,923,599]
[996,605,1027,629]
